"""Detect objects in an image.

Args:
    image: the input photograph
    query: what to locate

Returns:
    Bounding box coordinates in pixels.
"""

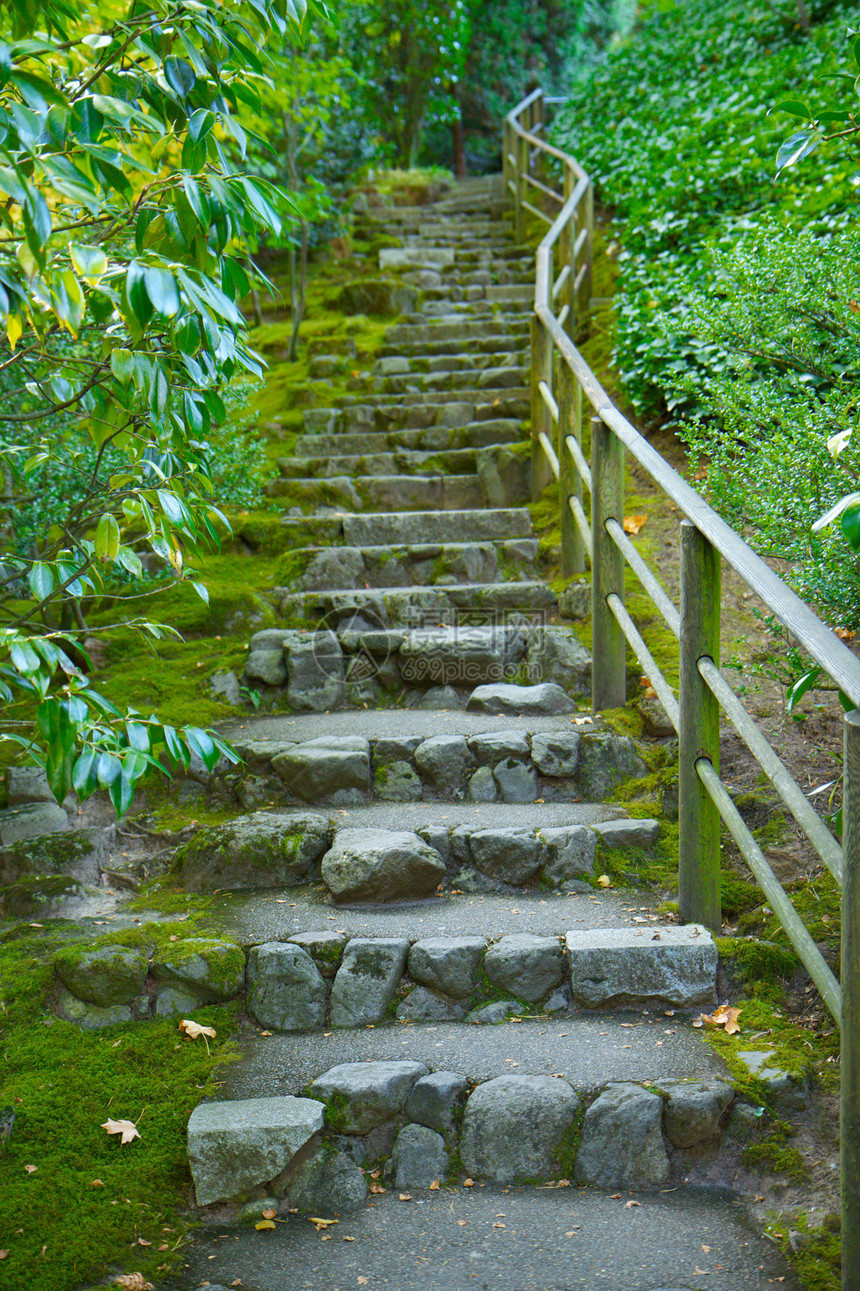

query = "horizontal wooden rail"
[604,518,681,637]
[607,592,680,729]
[564,434,592,491]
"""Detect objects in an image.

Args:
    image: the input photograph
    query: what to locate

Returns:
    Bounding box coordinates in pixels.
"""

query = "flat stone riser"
[275,581,557,626]
[310,397,528,434]
[276,508,533,548]
[294,420,524,456]
[372,348,527,374]
[375,336,527,359]
[337,390,530,417]
[275,446,478,481]
[370,366,528,397]
[56,926,716,1037]
[282,540,539,593]
[263,473,484,513]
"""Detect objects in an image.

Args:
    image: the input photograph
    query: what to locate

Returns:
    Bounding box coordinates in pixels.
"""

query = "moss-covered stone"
[172,810,332,892]
[53,944,148,1007]
[151,938,246,1001]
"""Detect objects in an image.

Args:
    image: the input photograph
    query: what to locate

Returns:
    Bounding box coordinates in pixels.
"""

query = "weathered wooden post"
[530,315,553,501]
[558,362,583,576]
[591,414,626,710]
[842,709,860,1290]
[678,520,721,929]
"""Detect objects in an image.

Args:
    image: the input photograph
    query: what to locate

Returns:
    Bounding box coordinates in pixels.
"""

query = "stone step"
[374,340,527,366]
[263,473,484,513]
[273,507,534,548]
[336,389,530,417]
[376,337,527,361]
[276,580,558,626]
[275,447,478,481]
[371,365,528,396]
[294,418,524,456]
[485,283,534,305]
[384,319,530,345]
[280,538,539,591]
[178,1184,799,1291]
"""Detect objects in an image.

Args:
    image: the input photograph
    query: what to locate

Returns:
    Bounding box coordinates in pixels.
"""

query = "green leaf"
[164,56,196,100]
[771,99,810,119]
[125,262,153,327]
[95,512,121,561]
[96,750,122,788]
[843,502,860,553]
[72,747,99,800]
[110,348,134,384]
[28,562,54,601]
[144,266,180,317]
[776,129,822,175]
[191,579,209,605]
[108,769,136,816]
[184,725,217,769]
[786,668,821,716]
[69,243,107,281]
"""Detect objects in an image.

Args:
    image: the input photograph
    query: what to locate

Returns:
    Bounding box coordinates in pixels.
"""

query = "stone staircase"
[153,177,805,1289]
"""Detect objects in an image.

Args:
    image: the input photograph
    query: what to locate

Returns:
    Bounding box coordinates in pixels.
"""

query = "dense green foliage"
[0,0,329,807]
[553,0,860,625]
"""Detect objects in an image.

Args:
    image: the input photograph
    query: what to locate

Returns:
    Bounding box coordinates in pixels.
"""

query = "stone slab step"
[263,474,484,513]
[294,419,524,456]
[384,320,529,345]
[217,1014,729,1101]
[276,447,477,481]
[485,283,534,304]
[372,366,528,395]
[273,508,533,548]
[374,342,527,366]
[219,709,588,744]
[176,1185,799,1291]
[328,393,528,429]
[283,539,538,591]
[277,580,557,624]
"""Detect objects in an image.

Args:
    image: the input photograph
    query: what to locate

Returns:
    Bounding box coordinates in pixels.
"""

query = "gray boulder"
[374,761,423,802]
[0,802,68,851]
[466,999,523,1025]
[245,649,286,686]
[406,1071,469,1137]
[525,626,591,694]
[285,631,346,713]
[414,735,475,797]
[593,818,660,849]
[566,926,718,1008]
[660,1080,734,1148]
[461,1075,580,1183]
[477,444,530,508]
[321,829,445,903]
[391,1123,448,1188]
[470,829,543,886]
[408,937,487,999]
[467,732,531,765]
[468,766,498,802]
[246,943,327,1032]
[329,937,410,1027]
[484,933,565,1002]
[57,988,132,1029]
[287,930,348,978]
[309,1060,428,1134]
[5,766,54,805]
[151,939,246,1001]
[154,986,205,1018]
[575,1084,669,1189]
[466,683,576,716]
[272,737,370,803]
[493,758,537,803]
[284,1144,367,1214]
[396,986,469,1022]
[736,1050,811,1113]
[539,826,597,885]
[531,733,581,778]
[576,734,647,798]
[416,685,461,710]
[172,811,332,891]
[187,1096,324,1206]
[53,944,147,1007]
[340,278,420,316]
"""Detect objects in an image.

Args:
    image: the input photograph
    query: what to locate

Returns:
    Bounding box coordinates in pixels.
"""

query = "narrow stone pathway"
[164,178,802,1290]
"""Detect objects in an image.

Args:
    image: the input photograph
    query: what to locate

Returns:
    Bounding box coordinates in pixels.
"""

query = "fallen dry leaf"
[24,1164,37,1174]
[0,1252,8,1260]
[625,1200,641,1209]
[255,1220,276,1231]
[572,715,594,726]
[463,1178,475,1187]
[310,1217,338,1231]
[836,627,856,642]
[101,1119,141,1146]
[492,1222,506,1229]
[343,1235,355,1241]
[357,1280,369,1286]
[456,1219,469,1226]
[623,514,647,535]
[597,875,612,888]
[399,1193,412,1202]
[693,1002,742,1035]
[136,1238,151,1246]
[262,1208,276,1220]
[178,1018,217,1054]
[429,1180,440,1190]
[113,1276,153,1291]
[369,1182,386,1194]
[91,1179,104,1188]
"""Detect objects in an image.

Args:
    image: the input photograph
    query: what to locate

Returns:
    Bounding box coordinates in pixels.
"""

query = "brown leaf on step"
[369,1182,386,1194]
[836,626,856,642]
[357,1279,369,1286]
[343,1235,355,1241]
[623,514,647,535]
[456,1219,469,1226]
[608,1193,622,1200]
[625,1200,641,1209]
[310,1217,338,1231]
[692,1269,709,1277]
[231,1282,243,1288]
[492,1222,506,1229]
[101,1119,141,1146]
[399,1193,412,1202]
[429,1180,440,1190]
[693,1002,742,1035]
[262,1208,276,1220]
[463,1178,475,1187]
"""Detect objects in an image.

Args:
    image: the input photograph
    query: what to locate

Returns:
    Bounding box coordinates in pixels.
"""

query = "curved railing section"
[506,87,860,1272]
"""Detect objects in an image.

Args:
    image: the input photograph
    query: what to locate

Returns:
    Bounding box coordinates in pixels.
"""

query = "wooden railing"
[506,87,860,1285]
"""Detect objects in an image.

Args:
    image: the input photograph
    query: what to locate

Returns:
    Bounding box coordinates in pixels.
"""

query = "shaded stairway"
[161,177,803,1291]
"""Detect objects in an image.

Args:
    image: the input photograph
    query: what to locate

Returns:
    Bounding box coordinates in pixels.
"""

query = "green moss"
[321,1090,351,1134]
[740,1121,809,1183]
[0,925,240,1291]
[770,1214,841,1291]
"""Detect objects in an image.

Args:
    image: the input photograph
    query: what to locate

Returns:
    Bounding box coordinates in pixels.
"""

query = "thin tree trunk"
[451,82,466,179]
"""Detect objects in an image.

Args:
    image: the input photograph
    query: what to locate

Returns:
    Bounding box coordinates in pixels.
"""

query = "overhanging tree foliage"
[0,0,328,811]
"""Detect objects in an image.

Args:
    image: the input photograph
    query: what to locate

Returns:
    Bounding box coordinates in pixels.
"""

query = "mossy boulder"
[0,829,100,886]
[339,278,420,317]
[54,944,148,1007]
[172,810,332,892]
[150,938,246,1001]
[0,874,85,919]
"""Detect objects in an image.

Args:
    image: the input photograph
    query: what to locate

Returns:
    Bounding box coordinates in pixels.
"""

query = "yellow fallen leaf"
[91,1179,104,1188]
[623,514,647,535]
[429,1180,440,1190]
[694,1002,742,1035]
[399,1193,412,1201]
[357,1279,369,1286]
[625,1200,641,1209]
[101,1119,141,1146]
[0,1251,8,1259]
[463,1178,475,1187]
[137,1238,152,1246]
[369,1182,386,1194]
[178,1019,217,1054]
[24,1164,37,1174]
[343,1235,355,1241]
[310,1217,338,1231]
[597,875,612,888]
[456,1220,469,1226]
[255,1220,276,1231]
[493,1222,506,1229]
